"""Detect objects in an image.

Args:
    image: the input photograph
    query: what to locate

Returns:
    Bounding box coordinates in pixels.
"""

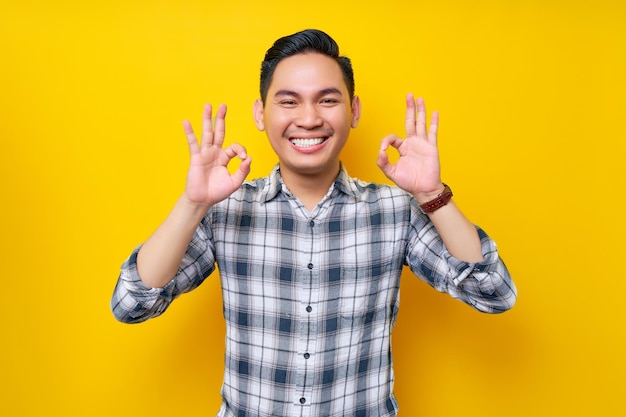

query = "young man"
[112,29,517,417]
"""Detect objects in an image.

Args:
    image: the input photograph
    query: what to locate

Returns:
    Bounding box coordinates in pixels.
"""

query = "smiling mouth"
[289,137,328,147]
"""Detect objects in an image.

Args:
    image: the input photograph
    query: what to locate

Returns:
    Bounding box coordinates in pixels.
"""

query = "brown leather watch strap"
[419,183,453,214]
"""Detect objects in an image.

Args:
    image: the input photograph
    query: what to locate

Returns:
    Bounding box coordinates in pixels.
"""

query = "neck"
[279,163,340,211]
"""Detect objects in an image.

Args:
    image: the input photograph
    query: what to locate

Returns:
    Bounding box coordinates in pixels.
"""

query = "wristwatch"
[419,183,453,214]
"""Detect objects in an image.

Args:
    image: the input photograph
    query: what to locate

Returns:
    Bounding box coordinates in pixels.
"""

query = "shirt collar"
[259,163,360,203]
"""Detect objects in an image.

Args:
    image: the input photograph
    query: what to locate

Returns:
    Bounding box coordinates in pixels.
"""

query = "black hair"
[259,29,355,104]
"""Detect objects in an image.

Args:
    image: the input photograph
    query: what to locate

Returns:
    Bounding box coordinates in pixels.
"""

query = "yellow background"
[1,0,624,415]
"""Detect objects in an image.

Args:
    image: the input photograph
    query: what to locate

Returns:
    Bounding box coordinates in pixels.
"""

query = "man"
[111,29,517,417]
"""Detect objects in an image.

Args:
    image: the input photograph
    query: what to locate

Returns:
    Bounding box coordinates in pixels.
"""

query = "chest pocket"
[335,259,399,323]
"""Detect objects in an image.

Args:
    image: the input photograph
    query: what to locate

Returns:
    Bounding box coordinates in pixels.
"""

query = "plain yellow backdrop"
[1,0,624,416]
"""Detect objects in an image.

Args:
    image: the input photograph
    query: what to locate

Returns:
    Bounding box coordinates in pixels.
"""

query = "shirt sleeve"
[405,203,517,314]
[110,216,217,323]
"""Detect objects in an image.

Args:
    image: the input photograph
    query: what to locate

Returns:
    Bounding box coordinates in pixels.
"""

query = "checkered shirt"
[111,165,517,417]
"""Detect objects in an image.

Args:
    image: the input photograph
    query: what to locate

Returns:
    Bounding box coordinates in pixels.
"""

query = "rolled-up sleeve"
[407,219,517,314]
[111,217,217,323]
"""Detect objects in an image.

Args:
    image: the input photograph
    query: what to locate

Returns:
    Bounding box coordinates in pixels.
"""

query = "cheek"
[328,113,352,132]
[264,113,291,132]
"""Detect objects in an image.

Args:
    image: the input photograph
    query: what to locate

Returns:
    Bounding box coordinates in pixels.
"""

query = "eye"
[279,100,297,107]
[320,98,339,106]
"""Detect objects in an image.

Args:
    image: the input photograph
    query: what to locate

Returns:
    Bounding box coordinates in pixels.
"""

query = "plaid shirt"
[112,165,517,417]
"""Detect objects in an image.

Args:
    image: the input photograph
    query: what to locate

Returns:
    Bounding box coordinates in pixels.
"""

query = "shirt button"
[299,397,306,404]
[304,353,310,359]
[307,263,314,269]
[306,305,312,313]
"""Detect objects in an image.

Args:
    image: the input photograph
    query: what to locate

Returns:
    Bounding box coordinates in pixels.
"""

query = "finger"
[224,143,252,185]
[183,120,200,156]
[416,97,427,139]
[428,111,439,144]
[377,134,401,178]
[201,103,214,147]
[232,155,252,185]
[380,134,404,152]
[213,104,227,147]
[405,93,417,137]
[376,147,396,181]
[223,142,248,161]
[376,148,390,170]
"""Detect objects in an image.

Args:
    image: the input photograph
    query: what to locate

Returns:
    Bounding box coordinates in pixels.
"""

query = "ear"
[253,99,265,131]
[350,95,361,128]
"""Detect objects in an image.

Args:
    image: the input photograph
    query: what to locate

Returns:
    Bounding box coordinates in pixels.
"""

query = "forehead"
[269,53,347,95]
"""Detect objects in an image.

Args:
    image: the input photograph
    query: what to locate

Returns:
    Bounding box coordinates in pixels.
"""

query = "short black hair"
[259,29,355,104]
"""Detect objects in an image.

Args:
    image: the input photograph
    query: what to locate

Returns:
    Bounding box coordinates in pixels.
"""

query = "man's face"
[254,53,360,180]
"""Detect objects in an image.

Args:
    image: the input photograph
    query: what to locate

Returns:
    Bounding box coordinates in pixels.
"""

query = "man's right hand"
[135,104,252,288]
[182,103,252,207]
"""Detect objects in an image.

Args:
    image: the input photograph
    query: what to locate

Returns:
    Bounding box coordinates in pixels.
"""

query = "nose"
[294,103,323,129]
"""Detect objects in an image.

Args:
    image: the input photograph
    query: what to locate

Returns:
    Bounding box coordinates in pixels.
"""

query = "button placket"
[295,215,320,415]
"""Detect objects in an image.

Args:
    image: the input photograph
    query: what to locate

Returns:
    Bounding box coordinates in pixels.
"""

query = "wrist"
[178,195,212,219]
[415,183,446,204]
[417,183,453,214]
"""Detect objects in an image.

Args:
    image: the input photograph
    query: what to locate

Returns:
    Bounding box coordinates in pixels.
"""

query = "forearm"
[420,199,483,263]
[137,196,211,288]
[407,216,516,313]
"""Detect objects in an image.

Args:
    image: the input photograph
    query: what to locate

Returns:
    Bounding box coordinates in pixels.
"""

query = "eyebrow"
[273,87,344,98]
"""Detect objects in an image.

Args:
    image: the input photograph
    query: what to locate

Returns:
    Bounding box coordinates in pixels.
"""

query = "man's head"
[260,29,355,105]
[252,30,361,183]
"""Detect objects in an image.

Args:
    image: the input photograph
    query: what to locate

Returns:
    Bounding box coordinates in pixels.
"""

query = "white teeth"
[290,138,325,147]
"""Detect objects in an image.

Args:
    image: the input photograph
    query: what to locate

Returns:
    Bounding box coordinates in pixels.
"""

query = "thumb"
[231,156,252,185]
[376,149,395,180]
[377,134,401,179]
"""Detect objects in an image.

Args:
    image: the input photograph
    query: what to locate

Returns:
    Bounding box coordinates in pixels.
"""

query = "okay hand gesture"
[376,94,443,199]
[182,104,252,206]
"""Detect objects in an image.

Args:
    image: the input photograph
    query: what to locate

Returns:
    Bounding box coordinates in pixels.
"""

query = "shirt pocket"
[336,266,365,321]
[336,260,398,325]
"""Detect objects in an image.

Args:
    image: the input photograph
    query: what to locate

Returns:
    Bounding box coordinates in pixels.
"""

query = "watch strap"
[419,183,453,214]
